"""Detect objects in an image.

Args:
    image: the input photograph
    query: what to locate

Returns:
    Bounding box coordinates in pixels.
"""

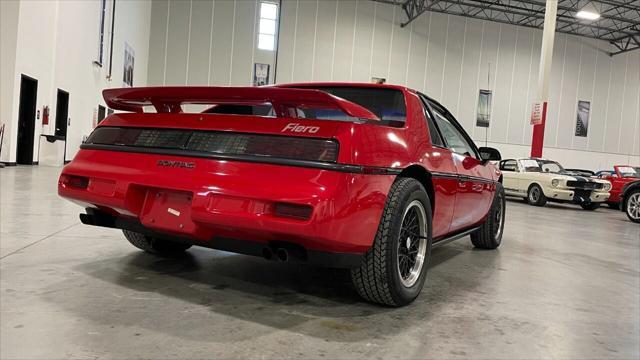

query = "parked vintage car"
[595,165,640,208]
[499,158,611,210]
[58,83,506,306]
[620,180,640,223]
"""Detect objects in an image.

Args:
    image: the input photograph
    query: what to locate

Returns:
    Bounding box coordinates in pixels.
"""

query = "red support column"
[531,102,547,158]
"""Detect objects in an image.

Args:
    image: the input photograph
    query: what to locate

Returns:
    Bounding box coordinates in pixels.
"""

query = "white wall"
[275,0,640,169]
[0,0,152,164]
[147,0,277,87]
[0,0,20,163]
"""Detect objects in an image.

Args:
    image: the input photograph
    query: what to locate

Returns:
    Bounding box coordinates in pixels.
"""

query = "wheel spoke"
[396,200,429,287]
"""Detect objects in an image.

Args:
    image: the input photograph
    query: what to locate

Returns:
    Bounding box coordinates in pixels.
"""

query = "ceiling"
[372,0,640,56]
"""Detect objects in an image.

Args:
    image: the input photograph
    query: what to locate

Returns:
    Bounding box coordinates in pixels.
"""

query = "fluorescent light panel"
[576,10,600,20]
[576,3,600,20]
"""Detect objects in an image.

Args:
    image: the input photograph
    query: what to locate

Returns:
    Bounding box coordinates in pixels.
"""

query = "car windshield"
[520,159,565,173]
[618,166,639,178]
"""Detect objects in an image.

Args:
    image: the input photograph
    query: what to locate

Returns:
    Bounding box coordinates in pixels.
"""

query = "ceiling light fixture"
[576,2,600,21]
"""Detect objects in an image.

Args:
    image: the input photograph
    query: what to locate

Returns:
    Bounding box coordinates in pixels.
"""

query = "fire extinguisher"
[42,106,50,125]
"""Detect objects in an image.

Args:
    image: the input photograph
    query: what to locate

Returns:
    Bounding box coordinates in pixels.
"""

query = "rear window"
[307,87,407,127]
[202,104,274,116]
[192,87,406,127]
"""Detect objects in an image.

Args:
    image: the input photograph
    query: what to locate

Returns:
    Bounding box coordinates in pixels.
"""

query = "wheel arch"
[396,165,435,213]
[527,181,545,195]
[621,183,640,211]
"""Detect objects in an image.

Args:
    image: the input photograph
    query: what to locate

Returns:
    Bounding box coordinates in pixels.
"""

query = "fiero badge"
[281,123,320,134]
[157,160,196,169]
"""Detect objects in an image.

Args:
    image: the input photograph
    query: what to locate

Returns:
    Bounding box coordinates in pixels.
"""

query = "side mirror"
[479,147,501,163]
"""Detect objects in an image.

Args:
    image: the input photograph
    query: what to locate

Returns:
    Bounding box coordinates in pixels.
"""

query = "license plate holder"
[140,189,196,234]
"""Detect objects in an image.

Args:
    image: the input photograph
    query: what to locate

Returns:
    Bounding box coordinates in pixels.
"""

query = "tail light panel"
[274,202,314,220]
[60,174,90,189]
[84,127,338,163]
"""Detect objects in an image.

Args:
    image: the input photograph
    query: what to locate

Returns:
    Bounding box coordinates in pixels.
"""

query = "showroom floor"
[1,166,638,359]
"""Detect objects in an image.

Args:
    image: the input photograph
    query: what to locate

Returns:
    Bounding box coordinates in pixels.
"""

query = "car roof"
[275,82,412,92]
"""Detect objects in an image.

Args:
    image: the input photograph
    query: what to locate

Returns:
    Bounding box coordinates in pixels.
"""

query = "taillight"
[85,127,339,163]
[60,174,89,189]
[274,202,313,220]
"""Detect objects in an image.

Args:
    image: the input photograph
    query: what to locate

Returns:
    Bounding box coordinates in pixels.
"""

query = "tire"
[351,178,432,307]
[527,184,547,206]
[471,183,506,250]
[580,202,600,210]
[123,230,192,256]
[624,189,640,223]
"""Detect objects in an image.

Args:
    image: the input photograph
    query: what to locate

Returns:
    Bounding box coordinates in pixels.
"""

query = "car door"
[417,94,457,238]
[426,100,494,232]
[499,159,521,196]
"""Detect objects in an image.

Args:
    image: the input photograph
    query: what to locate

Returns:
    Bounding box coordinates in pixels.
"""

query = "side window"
[417,93,444,147]
[500,160,518,172]
[429,103,477,158]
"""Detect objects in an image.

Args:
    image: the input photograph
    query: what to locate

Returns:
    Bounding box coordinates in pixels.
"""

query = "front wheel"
[351,178,432,307]
[580,202,600,210]
[624,189,640,223]
[527,184,547,206]
[471,183,506,249]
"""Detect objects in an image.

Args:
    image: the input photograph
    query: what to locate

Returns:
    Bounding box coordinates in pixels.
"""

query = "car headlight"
[603,183,611,191]
[551,179,561,187]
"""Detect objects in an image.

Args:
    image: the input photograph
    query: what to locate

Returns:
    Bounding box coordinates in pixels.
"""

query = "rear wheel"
[580,202,600,210]
[123,230,191,256]
[351,178,432,307]
[471,183,505,249]
[624,189,640,223]
[527,184,547,206]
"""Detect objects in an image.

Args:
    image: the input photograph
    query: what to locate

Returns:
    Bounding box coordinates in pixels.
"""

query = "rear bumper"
[80,208,362,268]
[59,149,394,263]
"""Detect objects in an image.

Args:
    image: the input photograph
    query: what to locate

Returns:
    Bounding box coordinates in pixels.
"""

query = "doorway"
[16,75,38,165]
[55,89,69,138]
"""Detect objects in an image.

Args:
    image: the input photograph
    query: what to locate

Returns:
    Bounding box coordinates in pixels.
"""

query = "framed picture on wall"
[575,100,590,137]
[123,42,135,87]
[476,89,492,128]
[253,63,270,86]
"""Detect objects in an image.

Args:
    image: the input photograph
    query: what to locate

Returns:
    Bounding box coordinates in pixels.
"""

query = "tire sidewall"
[527,184,544,206]
[625,189,640,223]
[386,181,433,305]
[493,183,506,245]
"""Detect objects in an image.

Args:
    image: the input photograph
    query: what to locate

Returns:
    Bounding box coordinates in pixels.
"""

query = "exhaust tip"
[276,248,289,262]
[262,247,274,260]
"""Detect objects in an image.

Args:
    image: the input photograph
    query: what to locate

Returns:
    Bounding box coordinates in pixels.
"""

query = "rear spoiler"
[102,86,380,121]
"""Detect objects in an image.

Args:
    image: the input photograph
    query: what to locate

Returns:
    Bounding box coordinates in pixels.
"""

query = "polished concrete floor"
[1,165,638,359]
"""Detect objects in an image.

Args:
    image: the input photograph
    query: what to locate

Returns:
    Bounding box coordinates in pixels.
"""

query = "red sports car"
[58,83,505,306]
[595,165,640,208]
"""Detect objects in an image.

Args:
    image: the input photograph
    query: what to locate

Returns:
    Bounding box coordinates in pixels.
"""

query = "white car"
[498,158,611,210]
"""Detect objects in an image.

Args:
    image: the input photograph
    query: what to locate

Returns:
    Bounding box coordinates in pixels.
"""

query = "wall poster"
[476,89,492,128]
[575,100,590,137]
[530,102,543,125]
[123,42,135,87]
[253,63,270,86]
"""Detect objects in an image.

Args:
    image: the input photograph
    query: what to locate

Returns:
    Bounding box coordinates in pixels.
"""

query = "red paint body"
[59,83,499,258]
[596,165,640,204]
